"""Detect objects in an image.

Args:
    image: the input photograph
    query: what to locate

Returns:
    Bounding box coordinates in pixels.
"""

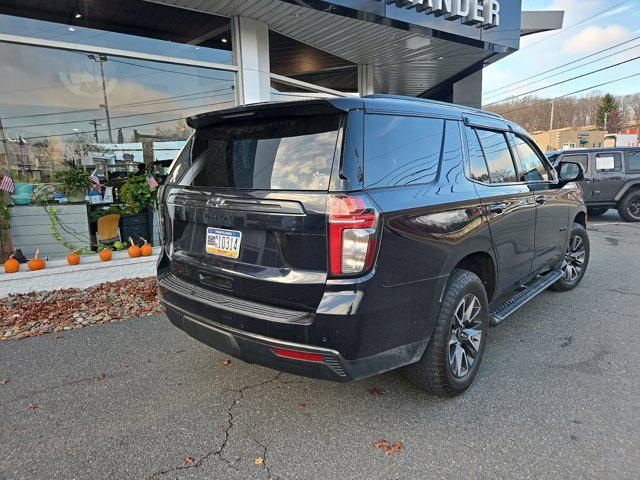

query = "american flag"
[0,172,14,193]
[89,170,101,189]
[146,172,159,190]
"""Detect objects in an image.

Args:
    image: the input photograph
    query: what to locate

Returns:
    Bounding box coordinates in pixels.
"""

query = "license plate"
[205,227,242,259]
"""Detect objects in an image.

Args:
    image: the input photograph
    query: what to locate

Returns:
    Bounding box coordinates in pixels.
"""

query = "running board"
[489,270,564,327]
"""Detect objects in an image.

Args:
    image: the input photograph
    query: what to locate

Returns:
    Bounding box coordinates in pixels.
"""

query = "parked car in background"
[548,147,640,221]
[158,95,589,397]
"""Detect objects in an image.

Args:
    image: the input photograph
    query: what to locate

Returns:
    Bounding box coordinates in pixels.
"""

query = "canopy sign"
[382,0,501,28]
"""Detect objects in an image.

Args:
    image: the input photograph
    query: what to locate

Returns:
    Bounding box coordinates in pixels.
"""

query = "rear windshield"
[182,115,342,190]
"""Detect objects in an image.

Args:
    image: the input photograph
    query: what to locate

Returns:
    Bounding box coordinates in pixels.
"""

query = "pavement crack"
[257,442,276,480]
[149,371,283,478]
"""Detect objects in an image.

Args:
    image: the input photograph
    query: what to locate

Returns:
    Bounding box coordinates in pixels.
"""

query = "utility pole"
[87,54,114,143]
[89,119,99,143]
[548,100,555,151]
[604,112,609,133]
[0,115,11,171]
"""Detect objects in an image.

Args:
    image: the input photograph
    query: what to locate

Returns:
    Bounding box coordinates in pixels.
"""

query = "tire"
[617,188,640,222]
[549,222,590,292]
[587,207,608,217]
[404,269,489,397]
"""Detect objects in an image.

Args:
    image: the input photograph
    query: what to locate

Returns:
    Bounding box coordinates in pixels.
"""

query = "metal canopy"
[145,0,495,96]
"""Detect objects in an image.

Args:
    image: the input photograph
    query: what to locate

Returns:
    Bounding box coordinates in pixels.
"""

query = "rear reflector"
[272,348,324,362]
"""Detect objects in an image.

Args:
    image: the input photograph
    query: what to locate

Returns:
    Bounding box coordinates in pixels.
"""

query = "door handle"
[488,202,508,214]
[535,195,547,205]
[593,178,600,183]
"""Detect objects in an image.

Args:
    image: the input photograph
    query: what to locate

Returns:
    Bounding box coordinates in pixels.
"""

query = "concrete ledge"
[0,247,161,297]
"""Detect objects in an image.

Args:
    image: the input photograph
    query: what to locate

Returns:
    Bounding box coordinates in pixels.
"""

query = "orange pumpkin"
[140,237,153,257]
[4,253,19,274]
[67,251,80,266]
[99,248,112,262]
[27,248,46,271]
[127,237,141,258]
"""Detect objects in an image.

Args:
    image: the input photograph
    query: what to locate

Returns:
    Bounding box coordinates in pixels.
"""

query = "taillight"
[328,194,379,277]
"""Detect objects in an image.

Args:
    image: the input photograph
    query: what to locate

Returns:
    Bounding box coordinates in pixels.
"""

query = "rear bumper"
[162,299,426,382]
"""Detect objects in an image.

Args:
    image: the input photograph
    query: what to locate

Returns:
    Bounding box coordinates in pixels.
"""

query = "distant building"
[531,126,607,152]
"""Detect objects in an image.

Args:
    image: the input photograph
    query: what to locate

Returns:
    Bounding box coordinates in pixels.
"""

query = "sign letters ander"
[382,0,501,28]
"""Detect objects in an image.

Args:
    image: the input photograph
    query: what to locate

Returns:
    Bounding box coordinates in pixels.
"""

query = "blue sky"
[482,0,640,105]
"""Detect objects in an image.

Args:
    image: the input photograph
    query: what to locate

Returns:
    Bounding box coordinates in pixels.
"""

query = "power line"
[18,100,237,141]
[485,54,640,106]
[499,71,640,115]
[2,87,234,120]
[7,90,235,130]
[484,34,640,96]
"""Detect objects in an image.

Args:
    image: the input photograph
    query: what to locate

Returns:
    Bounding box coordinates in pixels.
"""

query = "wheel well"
[575,211,586,227]
[454,252,496,302]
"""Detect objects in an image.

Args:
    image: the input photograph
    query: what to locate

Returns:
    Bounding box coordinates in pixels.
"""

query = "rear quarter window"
[626,151,640,172]
[364,114,444,188]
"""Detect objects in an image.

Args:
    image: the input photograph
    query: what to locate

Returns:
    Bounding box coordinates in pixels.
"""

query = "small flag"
[146,172,159,190]
[0,172,14,193]
[89,170,101,188]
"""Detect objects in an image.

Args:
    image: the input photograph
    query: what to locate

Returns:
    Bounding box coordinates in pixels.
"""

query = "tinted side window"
[364,115,444,188]
[510,134,549,182]
[476,129,518,184]
[560,154,588,173]
[466,127,490,183]
[595,153,622,172]
[165,136,193,184]
[626,152,640,172]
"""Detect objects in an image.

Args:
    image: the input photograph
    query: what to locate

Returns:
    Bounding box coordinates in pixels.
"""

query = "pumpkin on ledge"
[67,251,80,266]
[127,237,141,258]
[27,248,46,271]
[140,238,153,257]
[99,248,112,262]
[4,253,20,274]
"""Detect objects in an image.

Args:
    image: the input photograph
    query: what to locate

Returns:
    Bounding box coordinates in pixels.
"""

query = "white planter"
[0,247,161,298]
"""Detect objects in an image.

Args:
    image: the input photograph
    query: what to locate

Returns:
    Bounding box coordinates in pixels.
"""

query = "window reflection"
[476,129,518,184]
[0,40,235,181]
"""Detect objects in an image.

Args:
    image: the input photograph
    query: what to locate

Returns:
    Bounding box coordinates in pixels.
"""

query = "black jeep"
[548,147,640,221]
[157,95,589,396]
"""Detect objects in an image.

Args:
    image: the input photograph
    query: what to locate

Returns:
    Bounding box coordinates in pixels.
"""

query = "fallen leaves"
[94,374,106,381]
[296,402,306,408]
[27,402,38,411]
[254,456,264,465]
[368,386,384,396]
[372,439,404,456]
[220,358,232,366]
[182,455,196,465]
[0,278,164,341]
[0,379,8,385]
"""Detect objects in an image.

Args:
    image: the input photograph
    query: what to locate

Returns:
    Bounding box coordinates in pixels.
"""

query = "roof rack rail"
[364,94,503,120]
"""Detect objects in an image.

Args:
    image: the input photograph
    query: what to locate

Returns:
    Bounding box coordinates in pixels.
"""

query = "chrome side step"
[489,269,564,327]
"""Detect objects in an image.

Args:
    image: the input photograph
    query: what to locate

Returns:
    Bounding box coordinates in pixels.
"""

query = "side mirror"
[557,162,584,183]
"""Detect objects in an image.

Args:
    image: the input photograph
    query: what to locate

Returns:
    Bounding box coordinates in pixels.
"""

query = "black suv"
[548,147,640,221]
[157,95,589,396]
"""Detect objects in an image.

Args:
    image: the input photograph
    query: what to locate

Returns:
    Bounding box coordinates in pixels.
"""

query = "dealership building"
[0,0,563,175]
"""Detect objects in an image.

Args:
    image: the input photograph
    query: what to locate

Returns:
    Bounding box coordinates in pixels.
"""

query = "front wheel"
[404,270,488,397]
[549,223,590,292]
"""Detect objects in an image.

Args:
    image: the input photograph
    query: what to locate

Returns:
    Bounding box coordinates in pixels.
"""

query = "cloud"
[563,25,630,54]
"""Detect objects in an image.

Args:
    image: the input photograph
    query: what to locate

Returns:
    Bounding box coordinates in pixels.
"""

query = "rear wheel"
[405,270,488,397]
[549,222,589,292]
[587,207,608,217]
[618,189,640,222]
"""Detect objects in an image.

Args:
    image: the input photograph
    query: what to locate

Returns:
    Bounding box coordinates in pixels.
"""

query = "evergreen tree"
[596,94,622,132]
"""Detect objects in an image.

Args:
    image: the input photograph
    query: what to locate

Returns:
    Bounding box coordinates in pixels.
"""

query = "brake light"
[328,194,379,277]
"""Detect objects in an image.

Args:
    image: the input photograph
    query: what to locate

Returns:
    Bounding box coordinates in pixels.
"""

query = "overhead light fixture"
[74,13,82,19]
[221,38,228,43]
[68,26,76,31]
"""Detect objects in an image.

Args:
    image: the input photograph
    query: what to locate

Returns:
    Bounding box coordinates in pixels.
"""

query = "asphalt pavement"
[1,209,639,480]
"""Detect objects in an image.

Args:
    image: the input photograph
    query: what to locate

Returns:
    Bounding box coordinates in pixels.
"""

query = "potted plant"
[54,169,92,202]
[118,174,156,241]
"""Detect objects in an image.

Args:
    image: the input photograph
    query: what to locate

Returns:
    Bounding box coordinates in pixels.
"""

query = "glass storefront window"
[0,40,235,181]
